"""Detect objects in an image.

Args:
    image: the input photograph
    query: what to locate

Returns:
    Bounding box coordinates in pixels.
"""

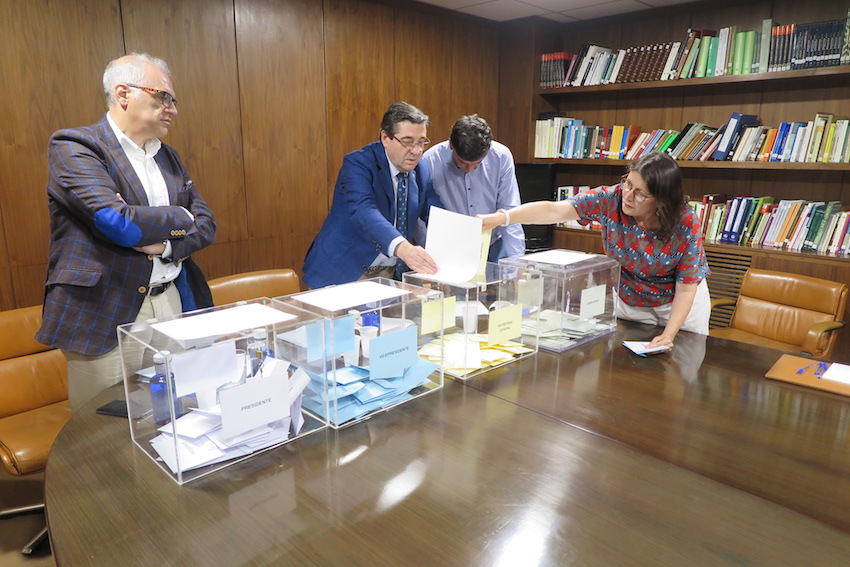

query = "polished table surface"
[45,322,850,566]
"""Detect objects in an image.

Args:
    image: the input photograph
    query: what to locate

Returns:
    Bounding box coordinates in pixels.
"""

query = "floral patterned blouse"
[570,184,709,307]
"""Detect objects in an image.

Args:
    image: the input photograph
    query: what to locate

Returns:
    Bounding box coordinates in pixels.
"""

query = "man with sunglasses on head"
[422,114,525,261]
[37,53,216,412]
[303,101,443,288]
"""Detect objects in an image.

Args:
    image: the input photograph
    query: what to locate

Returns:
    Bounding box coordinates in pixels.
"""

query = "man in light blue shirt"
[422,115,525,261]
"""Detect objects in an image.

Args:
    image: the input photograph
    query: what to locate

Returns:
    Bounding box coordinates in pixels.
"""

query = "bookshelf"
[516,0,850,359]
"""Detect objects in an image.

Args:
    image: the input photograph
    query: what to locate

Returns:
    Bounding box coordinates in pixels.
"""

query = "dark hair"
[625,151,685,241]
[449,114,492,161]
[380,101,429,137]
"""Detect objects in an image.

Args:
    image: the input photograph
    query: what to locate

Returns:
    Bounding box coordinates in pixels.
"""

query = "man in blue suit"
[37,53,216,411]
[303,101,443,289]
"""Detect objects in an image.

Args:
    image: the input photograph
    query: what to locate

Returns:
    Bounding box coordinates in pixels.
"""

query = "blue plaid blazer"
[36,117,216,356]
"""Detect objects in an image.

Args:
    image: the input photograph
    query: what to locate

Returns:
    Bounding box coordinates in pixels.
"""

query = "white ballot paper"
[424,206,483,284]
[294,281,411,312]
[520,249,593,266]
[151,303,296,345]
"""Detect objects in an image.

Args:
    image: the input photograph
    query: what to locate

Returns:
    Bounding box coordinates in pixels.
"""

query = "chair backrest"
[207,269,301,306]
[0,305,67,419]
[729,268,848,356]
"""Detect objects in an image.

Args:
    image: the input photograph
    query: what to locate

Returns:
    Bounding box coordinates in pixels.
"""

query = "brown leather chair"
[207,268,301,306]
[0,305,71,555]
[710,268,848,358]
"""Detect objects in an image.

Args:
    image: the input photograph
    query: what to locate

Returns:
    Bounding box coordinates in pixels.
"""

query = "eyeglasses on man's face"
[392,134,430,151]
[621,176,651,203]
[127,84,177,109]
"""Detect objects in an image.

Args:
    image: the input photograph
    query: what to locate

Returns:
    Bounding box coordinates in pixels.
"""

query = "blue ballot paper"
[622,341,671,357]
[368,326,418,380]
[306,316,356,362]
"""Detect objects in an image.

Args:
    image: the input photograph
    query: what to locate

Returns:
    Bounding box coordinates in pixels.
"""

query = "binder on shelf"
[711,112,758,161]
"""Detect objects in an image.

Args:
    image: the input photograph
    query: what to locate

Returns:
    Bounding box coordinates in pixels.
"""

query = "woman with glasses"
[480,151,709,350]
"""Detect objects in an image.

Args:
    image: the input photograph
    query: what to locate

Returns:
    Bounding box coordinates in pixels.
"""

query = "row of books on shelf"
[534,111,850,164]
[539,12,850,88]
[695,196,850,255]
[556,187,850,256]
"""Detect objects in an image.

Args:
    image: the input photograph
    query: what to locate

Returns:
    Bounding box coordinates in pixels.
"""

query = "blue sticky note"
[306,316,356,362]
[369,326,418,380]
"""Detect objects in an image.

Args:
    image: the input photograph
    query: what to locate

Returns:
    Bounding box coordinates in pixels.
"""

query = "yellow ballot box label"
[488,303,522,346]
[421,295,456,335]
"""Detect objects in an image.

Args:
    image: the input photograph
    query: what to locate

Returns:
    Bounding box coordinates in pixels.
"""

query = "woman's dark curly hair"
[621,151,686,241]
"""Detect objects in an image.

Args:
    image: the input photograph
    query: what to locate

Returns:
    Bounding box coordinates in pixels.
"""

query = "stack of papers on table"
[148,358,311,474]
[522,309,602,339]
[418,332,534,377]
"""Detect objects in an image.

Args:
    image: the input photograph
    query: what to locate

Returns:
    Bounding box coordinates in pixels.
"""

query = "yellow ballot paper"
[487,304,522,345]
[473,229,492,282]
[420,295,456,335]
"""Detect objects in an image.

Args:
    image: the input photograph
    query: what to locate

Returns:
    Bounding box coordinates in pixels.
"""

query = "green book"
[802,203,826,250]
[657,130,682,152]
[743,31,757,74]
[695,36,713,78]
[724,25,740,75]
[732,31,746,75]
[812,201,842,250]
[705,35,719,77]
[757,18,773,73]
[680,37,701,78]
[743,196,774,244]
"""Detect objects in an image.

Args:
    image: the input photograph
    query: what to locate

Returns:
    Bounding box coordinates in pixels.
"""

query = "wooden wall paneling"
[749,169,845,204]
[682,168,752,203]
[554,164,619,191]
[394,8,455,142]
[235,0,328,275]
[688,0,771,36]
[121,0,246,280]
[680,84,761,129]
[323,0,395,209]
[614,90,685,133]
[617,4,691,49]
[0,0,123,308]
[497,19,553,163]
[770,0,850,27]
[447,20,500,141]
[760,81,850,127]
[559,18,620,56]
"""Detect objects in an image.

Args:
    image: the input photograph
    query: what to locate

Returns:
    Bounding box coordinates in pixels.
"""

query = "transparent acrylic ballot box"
[117,298,329,485]
[277,278,444,429]
[499,249,620,352]
[403,263,540,379]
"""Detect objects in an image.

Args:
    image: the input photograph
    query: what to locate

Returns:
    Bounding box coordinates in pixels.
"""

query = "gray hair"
[102,53,171,108]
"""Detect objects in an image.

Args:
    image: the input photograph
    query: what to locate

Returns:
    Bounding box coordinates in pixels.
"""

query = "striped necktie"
[395,172,409,278]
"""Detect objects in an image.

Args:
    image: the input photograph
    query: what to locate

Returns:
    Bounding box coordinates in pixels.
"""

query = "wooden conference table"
[45,321,850,565]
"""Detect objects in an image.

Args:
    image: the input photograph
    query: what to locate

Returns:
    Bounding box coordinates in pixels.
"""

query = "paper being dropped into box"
[424,206,483,284]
